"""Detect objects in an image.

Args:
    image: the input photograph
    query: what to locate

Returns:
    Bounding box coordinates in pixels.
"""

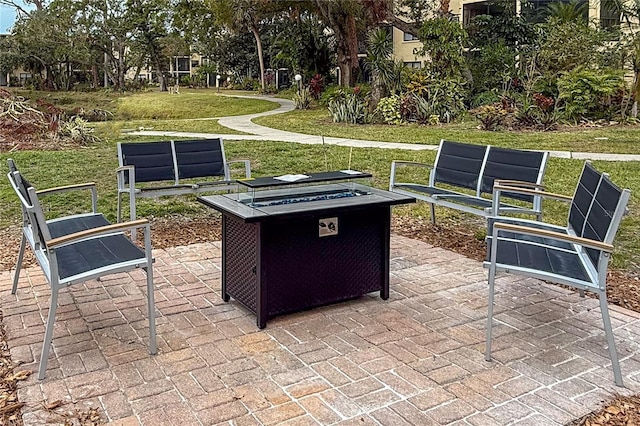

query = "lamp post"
[294,73,302,94]
[216,74,221,93]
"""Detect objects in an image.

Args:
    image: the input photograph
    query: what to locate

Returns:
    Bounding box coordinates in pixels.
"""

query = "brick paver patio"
[2,235,639,425]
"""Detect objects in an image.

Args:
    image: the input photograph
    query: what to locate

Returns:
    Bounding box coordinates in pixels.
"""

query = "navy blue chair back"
[481,147,546,201]
[119,141,175,184]
[174,139,226,179]
[433,140,487,190]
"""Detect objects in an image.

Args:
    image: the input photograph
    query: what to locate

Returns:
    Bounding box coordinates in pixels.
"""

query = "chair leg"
[38,287,59,380]
[116,192,122,223]
[12,233,27,295]
[485,263,496,362]
[130,193,137,241]
[144,228,157,355]
[430,204,436,225]
[599,294,624,387]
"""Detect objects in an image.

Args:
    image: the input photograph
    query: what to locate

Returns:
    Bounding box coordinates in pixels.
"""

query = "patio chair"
[485,162,631,386]
[7,164,157,379]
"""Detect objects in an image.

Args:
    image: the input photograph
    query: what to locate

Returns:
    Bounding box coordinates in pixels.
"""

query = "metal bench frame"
[389,139,549,223]
[485,162,631,386]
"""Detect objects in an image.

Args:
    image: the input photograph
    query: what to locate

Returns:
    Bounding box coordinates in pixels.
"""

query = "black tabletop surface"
[198,182,415,223]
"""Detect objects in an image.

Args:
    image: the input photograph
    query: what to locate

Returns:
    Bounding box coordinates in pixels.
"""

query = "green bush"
[557,68,626,122]
[327,93,369,124]
[374,95,403,124]
[473,104,509,130]
[293,88,312,110]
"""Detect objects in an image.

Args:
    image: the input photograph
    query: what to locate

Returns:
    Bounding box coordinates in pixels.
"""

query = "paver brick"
[5,236,640,426]
[254,401,306,425]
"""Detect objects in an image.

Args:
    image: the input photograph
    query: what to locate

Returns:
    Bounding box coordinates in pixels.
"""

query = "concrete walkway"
[128,95,640,161]
[3,236,640,425]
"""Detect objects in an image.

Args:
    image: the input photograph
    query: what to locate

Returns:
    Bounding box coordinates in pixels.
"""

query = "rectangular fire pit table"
[197,171,415,328]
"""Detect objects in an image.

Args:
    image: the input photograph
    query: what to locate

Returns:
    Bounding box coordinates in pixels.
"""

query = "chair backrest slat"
[583,176,629,269]
[481,147,547,201]
[174,138,227,180]
[118,141,175,183]
[569,162,602,236]
[568,162,630,271]
[432,140,487,190]
[7,168,51,249]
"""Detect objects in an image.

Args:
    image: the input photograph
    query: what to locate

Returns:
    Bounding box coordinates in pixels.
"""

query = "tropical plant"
[416,16,468,80]
[59,116,100,145]
[374,95,403,124]
[473,104,509,131]
[546,0,588,24]
[309,74,324,100]
[557,67,626,121]
[293,87,312,110]
[327,93,369,124]
[365,27,402,111]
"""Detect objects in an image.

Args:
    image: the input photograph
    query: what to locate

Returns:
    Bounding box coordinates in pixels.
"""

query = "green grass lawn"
[1,90,638,271]
[254,109,640,155]
[115,89,276,120]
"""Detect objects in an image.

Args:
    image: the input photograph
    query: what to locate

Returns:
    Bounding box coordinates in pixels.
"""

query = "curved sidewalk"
[128,95,640,161]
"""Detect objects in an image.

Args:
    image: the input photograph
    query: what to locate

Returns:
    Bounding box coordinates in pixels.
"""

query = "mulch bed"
[0,215,638,425]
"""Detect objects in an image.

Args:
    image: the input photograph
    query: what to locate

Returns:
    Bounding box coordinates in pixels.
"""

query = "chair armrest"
[493,222,613,252]
[494,180,545,190]
[491,183,572,217]
[226,159,251,179]
[493,184,573,202]
[391,160,433,169]
[48,219,150,249]
[37,182,97,195]
[116,165,136,190]
[389,160,433,190]
[37,183,98,214]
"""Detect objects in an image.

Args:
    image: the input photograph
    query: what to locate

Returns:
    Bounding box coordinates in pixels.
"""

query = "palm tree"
[365,27,402,111]
[545,0,589,24]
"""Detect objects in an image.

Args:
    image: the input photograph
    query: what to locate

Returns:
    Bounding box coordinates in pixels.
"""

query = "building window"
[177,57,190,71]
[600,5,621,29]
[404,61,422,69]
[191,60,199,68]
[403,32,419,41]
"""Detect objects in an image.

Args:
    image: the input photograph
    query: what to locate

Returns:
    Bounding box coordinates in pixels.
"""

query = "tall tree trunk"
[632,70,640,118]
[251,24,266,90]
[155,58,167,92]
[91,64,99,89]
[315,1,361,87]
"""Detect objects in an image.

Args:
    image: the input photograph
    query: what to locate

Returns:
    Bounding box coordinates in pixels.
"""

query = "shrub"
[473,104,509,130]
[557,68,626,122]
[319,85,370,107]
[328,93,369,124]
[374,95,403,124]
[59,116,100,145]
[309,74,324,100]
[293,87,312,110]
[471,90,501,108]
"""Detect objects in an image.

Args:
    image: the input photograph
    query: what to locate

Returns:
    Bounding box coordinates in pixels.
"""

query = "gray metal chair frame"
[389,139,549,223]
[116,138,251,237]
[8,165,157,379]
[485,162,631,386]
